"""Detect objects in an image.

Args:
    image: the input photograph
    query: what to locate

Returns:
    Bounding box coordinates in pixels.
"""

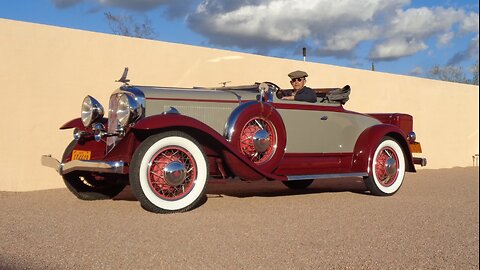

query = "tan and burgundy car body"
[42,77,426,213]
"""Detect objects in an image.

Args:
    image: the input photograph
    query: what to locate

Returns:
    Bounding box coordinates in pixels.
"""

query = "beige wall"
[1,19,478,191]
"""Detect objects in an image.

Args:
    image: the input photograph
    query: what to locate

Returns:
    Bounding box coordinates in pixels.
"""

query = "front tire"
[364,137,406,196]
[129,131,208,213]
[62,140,127,200]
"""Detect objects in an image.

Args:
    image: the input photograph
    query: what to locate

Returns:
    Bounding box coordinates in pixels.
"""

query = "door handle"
[321,116,328,120]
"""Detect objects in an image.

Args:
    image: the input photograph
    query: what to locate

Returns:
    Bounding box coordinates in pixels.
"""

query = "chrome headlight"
[81,95,104,127]
[116,93,142,127]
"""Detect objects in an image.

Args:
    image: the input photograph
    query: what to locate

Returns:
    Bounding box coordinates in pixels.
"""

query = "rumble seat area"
[313,85,351,104]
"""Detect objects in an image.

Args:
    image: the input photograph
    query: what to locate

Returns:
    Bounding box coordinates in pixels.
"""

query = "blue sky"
[1,0,478,80]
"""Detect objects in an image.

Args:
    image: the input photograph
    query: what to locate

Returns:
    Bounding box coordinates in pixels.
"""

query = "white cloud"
[386,7,465,39]
[187,0,479,62]
[369,7,475,60]
[370,37,428,61]
[52,0,480,64]
[187,0,409,54]
[461,12,480,32]
[410,66,423,76]
[438,32,454,47]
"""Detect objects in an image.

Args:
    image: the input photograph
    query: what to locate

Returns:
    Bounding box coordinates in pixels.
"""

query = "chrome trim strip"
[41,155,124,175]
[224,101,258,141]
[286,172,368,181]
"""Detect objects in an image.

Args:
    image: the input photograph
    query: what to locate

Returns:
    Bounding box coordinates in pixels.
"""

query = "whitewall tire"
[364,137,406,196]
[130,131,208,213]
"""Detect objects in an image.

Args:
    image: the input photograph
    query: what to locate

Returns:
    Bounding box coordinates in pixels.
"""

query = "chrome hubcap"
[163,161,187,186]
[252,129,271,153]
[385,157,397,177]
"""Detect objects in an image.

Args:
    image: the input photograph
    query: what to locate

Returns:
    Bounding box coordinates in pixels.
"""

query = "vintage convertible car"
[42,69,426,213]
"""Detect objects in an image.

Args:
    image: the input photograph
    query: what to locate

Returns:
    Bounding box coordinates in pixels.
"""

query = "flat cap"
[288,70,308,79]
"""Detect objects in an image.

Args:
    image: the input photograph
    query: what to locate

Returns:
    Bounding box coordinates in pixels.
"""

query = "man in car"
[281,70,317,103]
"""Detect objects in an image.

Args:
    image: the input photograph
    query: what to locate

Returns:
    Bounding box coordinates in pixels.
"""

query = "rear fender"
[132,114,286,181]
[352,124,415,174]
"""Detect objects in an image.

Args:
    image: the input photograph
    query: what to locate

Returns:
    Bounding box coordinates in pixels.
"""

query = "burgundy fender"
[352,124,415,174]
[132,113,287,181]
[60,118,108,130]
[60,118,83,130]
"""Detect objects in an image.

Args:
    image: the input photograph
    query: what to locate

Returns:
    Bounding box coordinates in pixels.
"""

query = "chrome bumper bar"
[41,155,124,175]
[413,157,427,167]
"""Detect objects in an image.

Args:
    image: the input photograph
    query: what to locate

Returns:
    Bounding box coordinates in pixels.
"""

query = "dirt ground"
[1,167,478,269]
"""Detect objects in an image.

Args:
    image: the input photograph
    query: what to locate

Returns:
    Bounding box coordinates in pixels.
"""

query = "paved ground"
[1,167,478,269]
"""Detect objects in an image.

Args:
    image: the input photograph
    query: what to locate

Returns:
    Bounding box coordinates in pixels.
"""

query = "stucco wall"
[1,19,478,191]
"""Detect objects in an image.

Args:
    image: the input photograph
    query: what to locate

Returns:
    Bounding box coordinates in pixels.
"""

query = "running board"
[286,172,368,181]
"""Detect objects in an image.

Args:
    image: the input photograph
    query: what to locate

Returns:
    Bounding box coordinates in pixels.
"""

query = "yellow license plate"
[72,150,91,160]
[409,142,422,153]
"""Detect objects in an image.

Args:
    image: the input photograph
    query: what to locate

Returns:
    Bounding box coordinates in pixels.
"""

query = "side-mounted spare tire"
[224,101,286,173]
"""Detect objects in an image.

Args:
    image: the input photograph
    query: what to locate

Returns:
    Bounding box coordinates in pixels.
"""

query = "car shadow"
[205,177,369,198]
[113,177,369,202]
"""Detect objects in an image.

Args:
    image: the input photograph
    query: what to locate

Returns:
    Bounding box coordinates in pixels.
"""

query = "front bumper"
[41,155,124,175]
[413,157,427,167]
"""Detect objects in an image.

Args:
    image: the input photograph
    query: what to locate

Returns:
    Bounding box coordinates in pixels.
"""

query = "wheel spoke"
[147,146,197,200]
[240,117,276,164]
[241,136,253,143]
[374,145,401,187]
[254,119,265,130]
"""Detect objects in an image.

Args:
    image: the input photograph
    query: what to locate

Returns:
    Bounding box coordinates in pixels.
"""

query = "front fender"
[60,118,83,130]
[59,118,108,130]
[352,124,415,174]
[132,114,286,181]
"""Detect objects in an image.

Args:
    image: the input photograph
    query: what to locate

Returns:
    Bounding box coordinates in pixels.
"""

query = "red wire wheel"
[363,137,406,196]
[129,131,209,213]
[239,117,277,164]
[226,102,286,172]
[147,146,197,200]
[374,146,399,187]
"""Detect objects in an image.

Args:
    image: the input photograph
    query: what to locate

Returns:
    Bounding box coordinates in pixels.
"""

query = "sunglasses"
[290,78,304,83]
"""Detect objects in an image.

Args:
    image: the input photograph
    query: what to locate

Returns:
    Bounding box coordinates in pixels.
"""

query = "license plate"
[72,150,91,160]
[409,142,422,153]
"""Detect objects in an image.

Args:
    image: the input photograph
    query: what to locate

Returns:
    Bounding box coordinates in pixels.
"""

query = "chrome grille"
[105,87,145,154]
[107,93,120,153]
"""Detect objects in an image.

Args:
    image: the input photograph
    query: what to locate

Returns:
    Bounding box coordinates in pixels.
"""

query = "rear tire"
[129,131,208,213]
[363,137,406,196]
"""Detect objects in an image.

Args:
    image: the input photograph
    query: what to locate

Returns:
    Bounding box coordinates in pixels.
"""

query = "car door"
[275,101,379,154]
